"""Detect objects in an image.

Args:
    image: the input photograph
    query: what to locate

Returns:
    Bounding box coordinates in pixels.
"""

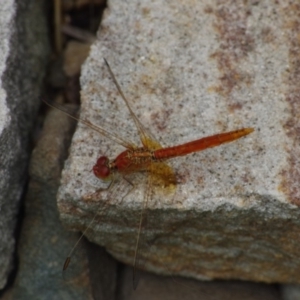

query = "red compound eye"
[93,156,110,179]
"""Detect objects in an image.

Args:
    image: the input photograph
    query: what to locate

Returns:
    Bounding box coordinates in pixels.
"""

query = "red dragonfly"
[46,59,254,288]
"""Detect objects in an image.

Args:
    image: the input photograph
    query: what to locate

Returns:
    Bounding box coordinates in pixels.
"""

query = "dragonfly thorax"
[112,148,155,175]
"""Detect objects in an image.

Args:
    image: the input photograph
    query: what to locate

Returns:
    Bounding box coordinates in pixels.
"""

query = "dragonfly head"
[93,156,111,180]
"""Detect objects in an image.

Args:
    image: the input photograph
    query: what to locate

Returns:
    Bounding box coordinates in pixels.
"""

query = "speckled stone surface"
[57,0,300,283]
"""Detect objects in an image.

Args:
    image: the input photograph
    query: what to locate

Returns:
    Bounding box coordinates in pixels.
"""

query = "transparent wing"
[43,99,135,149]
[132,159,177,289]
[103,59,162,148]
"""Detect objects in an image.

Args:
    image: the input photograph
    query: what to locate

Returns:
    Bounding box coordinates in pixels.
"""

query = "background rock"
[119,266,281,300]
[9,105,117,299]
[0,0,49,289]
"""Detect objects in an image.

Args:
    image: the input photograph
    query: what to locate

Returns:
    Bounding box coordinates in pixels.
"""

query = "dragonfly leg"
[120,175,139,202]
[83,178,115,201]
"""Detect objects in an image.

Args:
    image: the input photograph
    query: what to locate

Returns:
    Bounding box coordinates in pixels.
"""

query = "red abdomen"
[154,128,254,160]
